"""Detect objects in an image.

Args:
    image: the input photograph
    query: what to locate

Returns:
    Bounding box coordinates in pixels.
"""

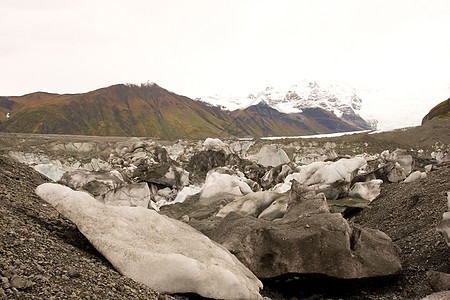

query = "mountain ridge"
[0,83,371,139]
[197,80,374,131]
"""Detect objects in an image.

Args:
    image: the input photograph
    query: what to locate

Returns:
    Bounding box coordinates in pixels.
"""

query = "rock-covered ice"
[200,172,253,199]
[247,144,290,167]
[34,163,68,182]
[404,171,427,183]
[35,183,263,299]
[172,185,202,204]
[203,138,230,153]
[216,191,285,218]
[304,157,366,186]
[101,182,151,208]
[348,179,383,202]
[272,158,366,195]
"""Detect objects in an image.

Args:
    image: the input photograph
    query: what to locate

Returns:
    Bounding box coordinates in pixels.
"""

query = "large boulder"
[34,162,69,182]
[171,185,202,204]
[247,144,290,167]
[134,163,189,188]
[404,170,427,183]
[35,183,263,300]
[384,149,413,175]
[348,179,383,202]
[387,163,407,183]
[203,138,230,153]
[304,157,366,186]
[272,158,366,198]
[160,192,236,221]
[216,191,285,218]
[101,182,151,208]
[427,270,450,292]
[422,291,450,300]
[206,181,401,280]
[186,149,265,185]
[258,194,290,221]
[59,169,123,196]
[199,172,253,199]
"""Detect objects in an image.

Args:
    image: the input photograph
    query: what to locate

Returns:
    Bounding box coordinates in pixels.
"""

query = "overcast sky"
[1,0,449,128]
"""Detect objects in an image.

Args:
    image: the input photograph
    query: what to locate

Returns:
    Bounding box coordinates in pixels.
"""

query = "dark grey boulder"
[427,271,450,292]
[205,180,402,280]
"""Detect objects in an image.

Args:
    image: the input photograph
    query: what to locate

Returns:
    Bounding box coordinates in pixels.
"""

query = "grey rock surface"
[206,181,402,279]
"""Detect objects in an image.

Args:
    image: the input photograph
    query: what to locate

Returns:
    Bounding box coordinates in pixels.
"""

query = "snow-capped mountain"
[197,80,376,130]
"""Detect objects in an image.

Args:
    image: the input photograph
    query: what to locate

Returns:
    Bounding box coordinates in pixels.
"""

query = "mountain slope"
[229,102,316,137]
[0,83,368,139]
[422,98,450,124]
[0,84,246,138]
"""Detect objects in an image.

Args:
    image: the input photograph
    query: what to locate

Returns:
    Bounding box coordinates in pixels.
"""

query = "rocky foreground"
[1,119,450,299]
[0,155,187,300]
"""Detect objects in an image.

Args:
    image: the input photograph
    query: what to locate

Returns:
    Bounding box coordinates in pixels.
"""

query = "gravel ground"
[0,155,186,300]
[350,162,450,299]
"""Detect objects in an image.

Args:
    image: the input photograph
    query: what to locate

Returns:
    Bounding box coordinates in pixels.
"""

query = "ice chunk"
[200,172,253,199]
[35,183,263,299]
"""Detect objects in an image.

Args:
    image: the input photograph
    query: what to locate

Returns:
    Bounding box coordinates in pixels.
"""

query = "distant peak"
[126,81,158,89]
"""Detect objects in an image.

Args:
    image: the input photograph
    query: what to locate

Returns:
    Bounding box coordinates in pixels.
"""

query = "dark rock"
[1,268,15,279]
[59,169,123,196]
[205,180,402,280]
[351,163,394,185]
[1,277,9,290]
[327,197,369,218]
[427,271,450,292]
[261,164,294,190]
[10,275,34,290]
[186,150,265,185]
[315,180,350,200]
[67,267,81,278]
[0,287,7,300]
